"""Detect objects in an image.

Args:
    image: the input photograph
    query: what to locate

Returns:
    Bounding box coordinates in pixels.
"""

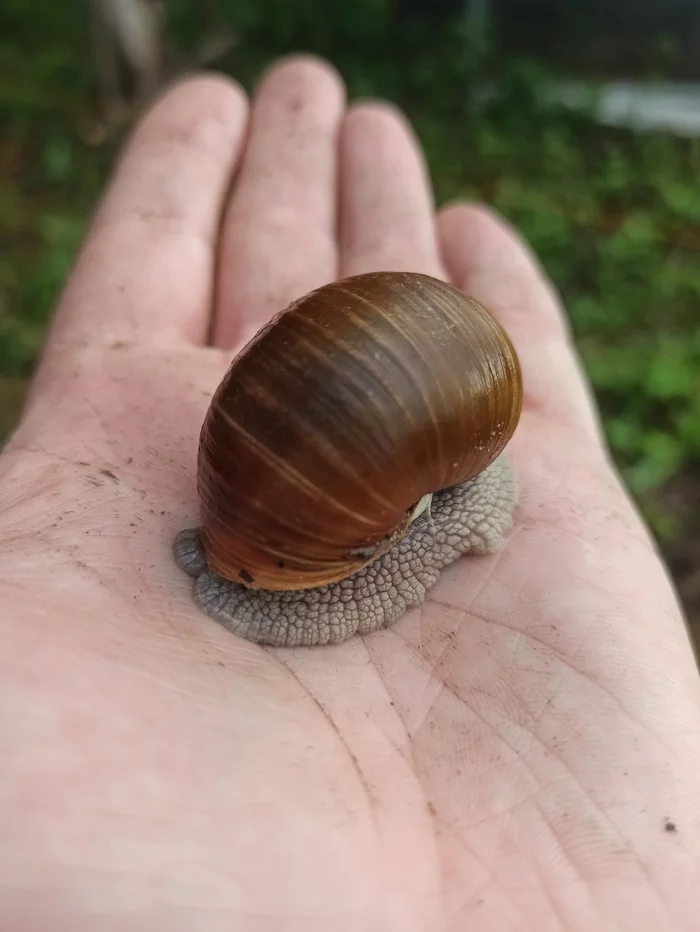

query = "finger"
[45,74,248,355]
[438,202,605,443]
[339,101,445,278]
[213,56,345,350]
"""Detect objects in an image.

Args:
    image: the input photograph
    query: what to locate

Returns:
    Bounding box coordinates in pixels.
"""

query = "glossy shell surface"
[197,271,522,590]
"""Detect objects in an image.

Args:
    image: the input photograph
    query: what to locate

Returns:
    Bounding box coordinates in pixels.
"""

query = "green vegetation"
[2,1,699,625]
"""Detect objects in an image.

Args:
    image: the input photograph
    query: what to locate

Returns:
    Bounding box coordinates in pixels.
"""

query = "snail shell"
[196,271,522,591]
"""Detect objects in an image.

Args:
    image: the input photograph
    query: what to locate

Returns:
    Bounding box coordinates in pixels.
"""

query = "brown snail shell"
[196,271,523,591]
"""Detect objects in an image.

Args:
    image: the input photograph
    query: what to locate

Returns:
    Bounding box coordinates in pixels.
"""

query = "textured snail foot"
[173,455,518,648]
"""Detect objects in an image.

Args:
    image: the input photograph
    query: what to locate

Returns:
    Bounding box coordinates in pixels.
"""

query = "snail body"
[175,270,523,646]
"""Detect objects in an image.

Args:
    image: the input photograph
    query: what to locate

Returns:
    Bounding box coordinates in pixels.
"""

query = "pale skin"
[0,55,699,931]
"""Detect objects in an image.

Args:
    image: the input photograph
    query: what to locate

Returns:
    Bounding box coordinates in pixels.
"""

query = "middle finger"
[339,102,446,279]
[213,56,345,349]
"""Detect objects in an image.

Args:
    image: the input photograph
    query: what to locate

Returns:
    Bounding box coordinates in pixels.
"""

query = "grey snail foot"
[173,455,518,648]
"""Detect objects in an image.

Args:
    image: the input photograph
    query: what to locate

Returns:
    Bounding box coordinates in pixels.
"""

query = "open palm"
[1,58,699,931]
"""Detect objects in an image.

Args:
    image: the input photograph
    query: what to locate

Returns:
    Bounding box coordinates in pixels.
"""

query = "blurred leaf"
[647,338,698,400]
[676,398,700,453]
[627,431,685,493]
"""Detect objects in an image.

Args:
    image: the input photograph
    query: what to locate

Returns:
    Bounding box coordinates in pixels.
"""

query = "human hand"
[1,56,699,931]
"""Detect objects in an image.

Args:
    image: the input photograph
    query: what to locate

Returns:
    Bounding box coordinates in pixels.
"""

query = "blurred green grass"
[2,1,700,626]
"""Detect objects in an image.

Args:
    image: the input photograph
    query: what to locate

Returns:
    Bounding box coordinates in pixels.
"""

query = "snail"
[174,270,523,648]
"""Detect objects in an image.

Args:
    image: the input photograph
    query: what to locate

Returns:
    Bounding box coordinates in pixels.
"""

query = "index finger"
[43,74,248,357]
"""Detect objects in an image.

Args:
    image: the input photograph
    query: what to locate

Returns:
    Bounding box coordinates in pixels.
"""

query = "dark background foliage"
[1,0,699,644]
